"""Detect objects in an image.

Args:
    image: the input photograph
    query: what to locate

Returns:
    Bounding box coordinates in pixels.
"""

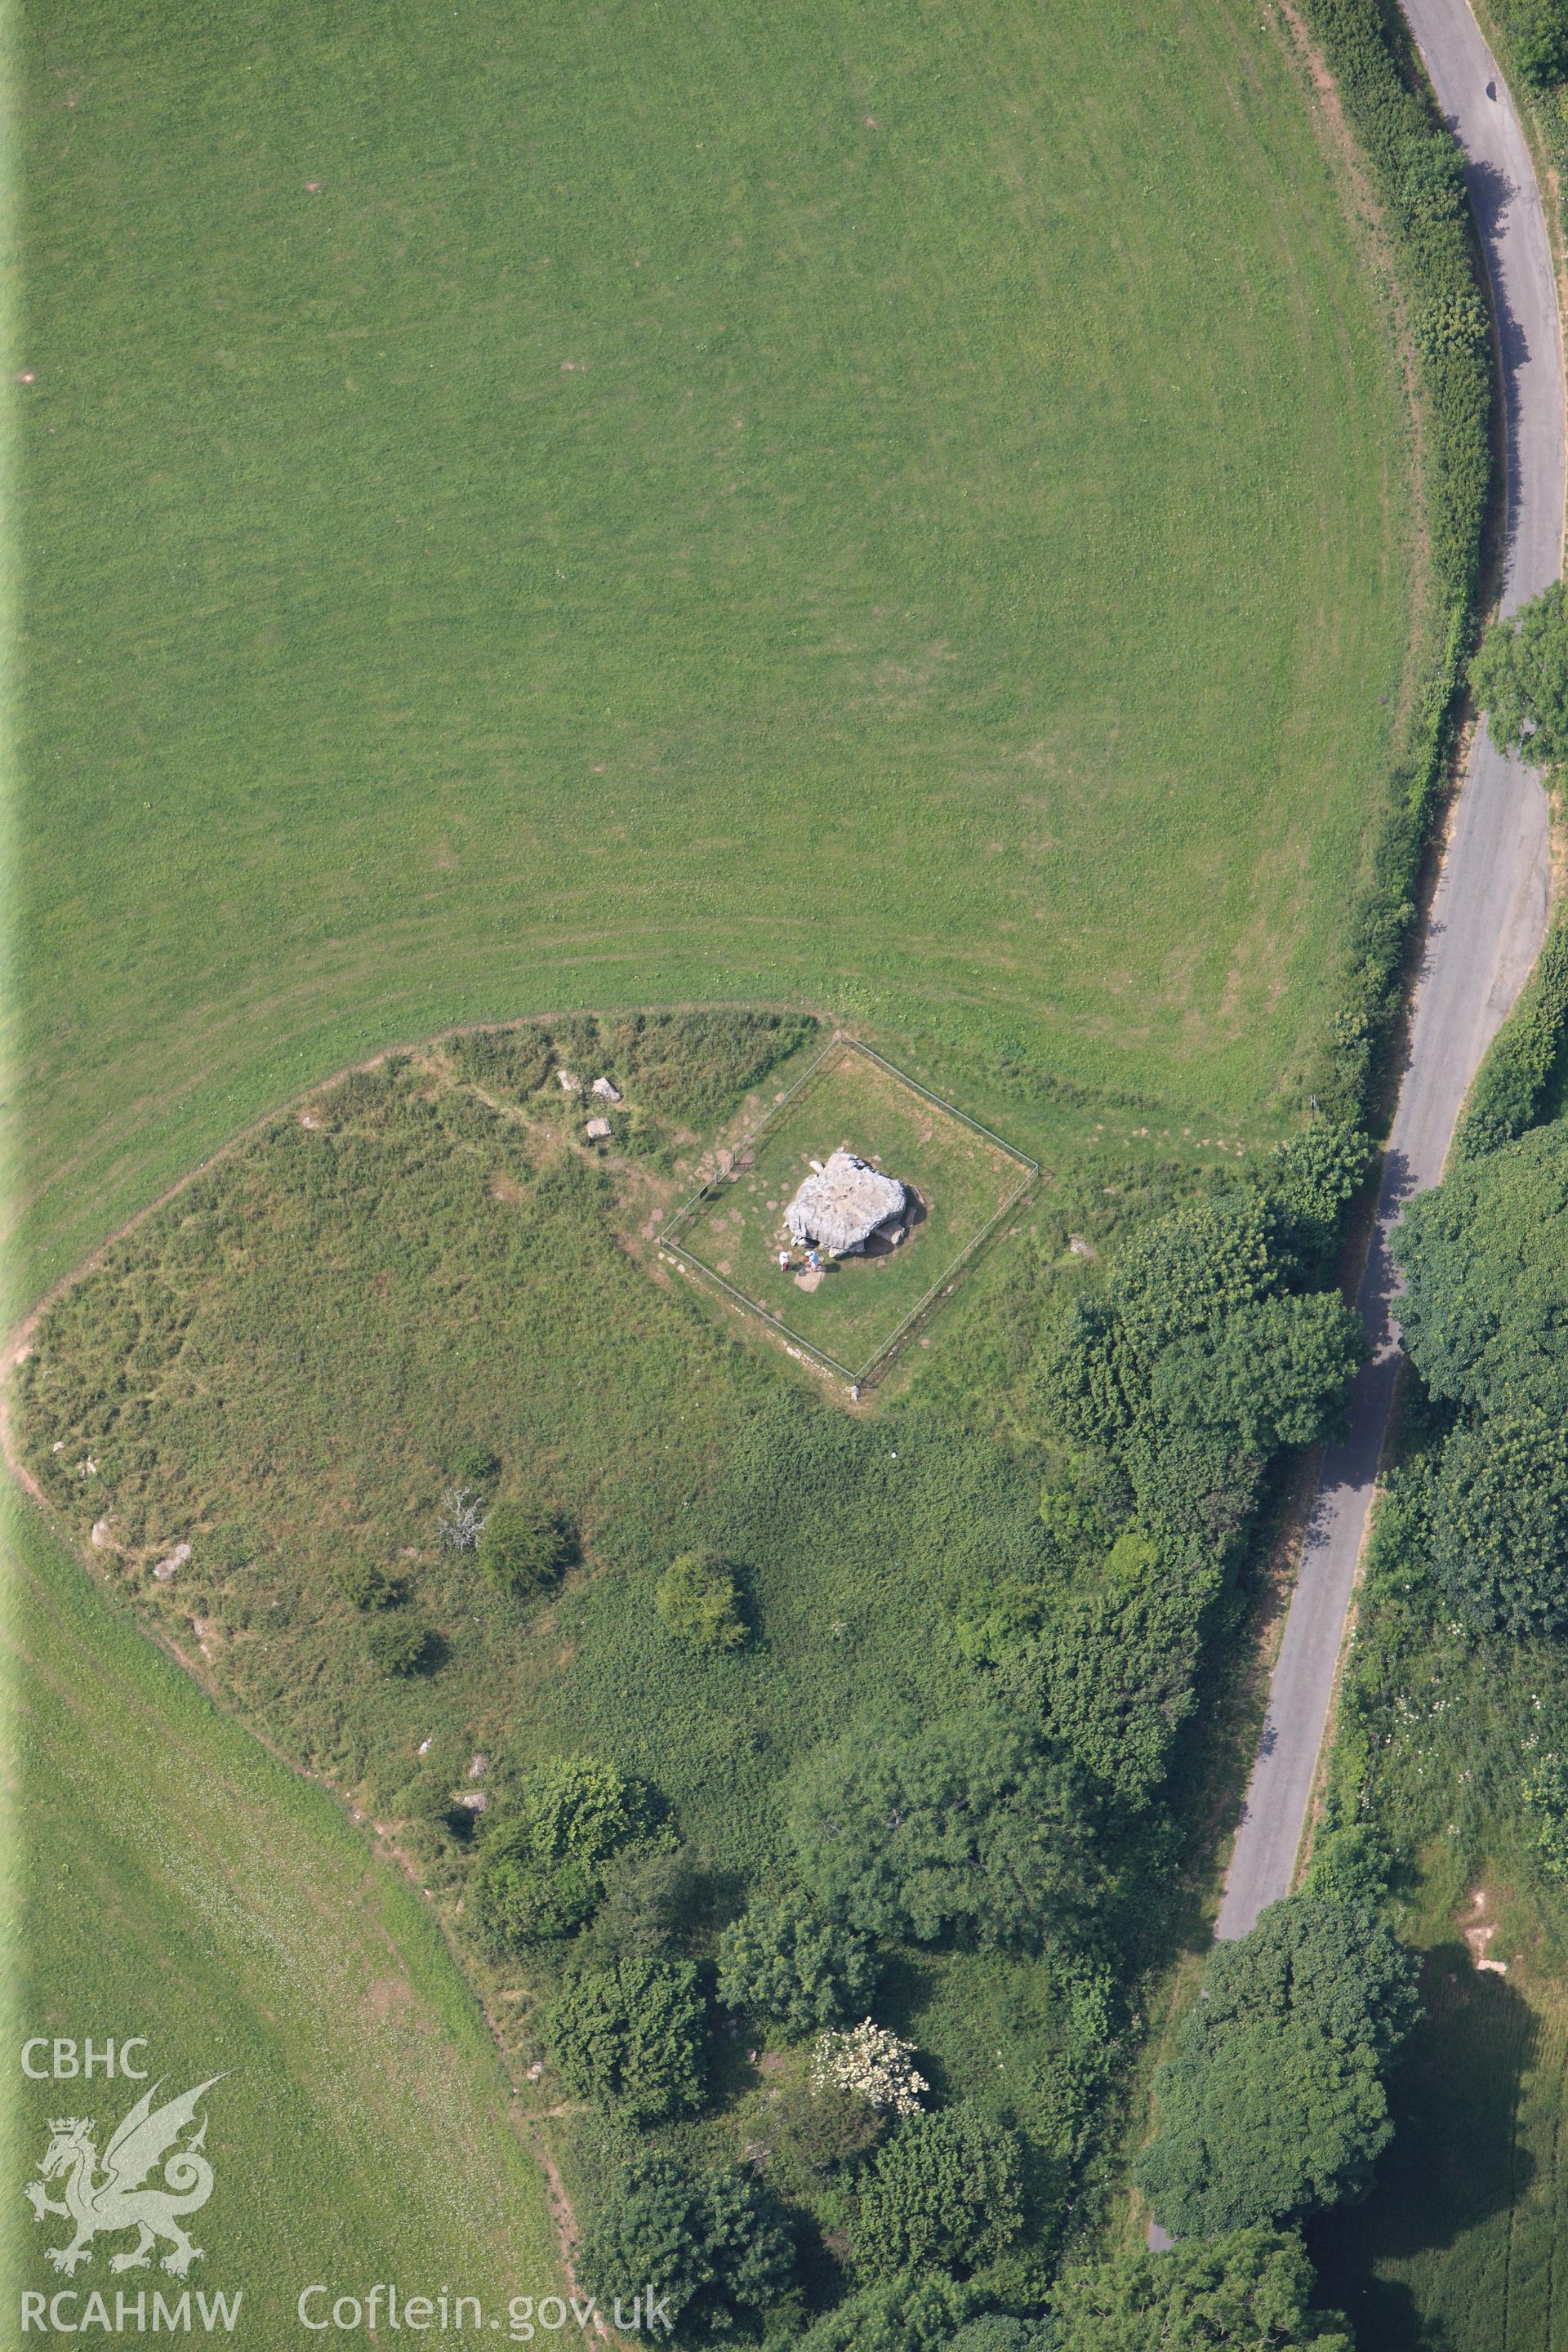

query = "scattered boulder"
[457,1789,489,1814]
[468,1753,488,1780]
[557,1069,580,1093]
[154,1540,193,1583]
[91,1517,114,1549]
[785,1150,907,1256]
[585,1115,612,1140]
[592,1076,622,1102]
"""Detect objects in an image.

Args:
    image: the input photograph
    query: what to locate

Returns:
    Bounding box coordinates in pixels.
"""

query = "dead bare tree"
[438,1485,488,1551]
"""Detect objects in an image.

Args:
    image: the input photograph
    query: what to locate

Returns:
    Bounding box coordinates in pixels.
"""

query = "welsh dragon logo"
[23,2077,224,2278]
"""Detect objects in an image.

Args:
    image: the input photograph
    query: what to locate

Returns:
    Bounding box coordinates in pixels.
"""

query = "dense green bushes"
[542,1957,707,2125]
[1453,916,1568,1160]
[1046,2227,1352,2350]
[336,1559,406,1610]
[793,2271,984,2352]
[578,1844,705,1967]
[1024,1578,1203,1809]
[850,2108,1024,2281]
[655,1549,746,1650]
[760,2067,887,2186]
[1039,1181,1365,1550]
[479,1498,573,1597]
[1429,1409,1568,1634]
[474,1756,666,1949]
[1508,0,1568,87]
[1395,1121,1568,1410]
[1491,0,1568,101]
[577,2149,794,2340]
[716,1891,875,2036]
[1021,1153,1367,1803]
[1522,1749,1568,1878]
[364,1615,436,1674]
[1136,1896,1419,2237]
[788,1706,1102,1953]
[1471,578,1568,761]
[1396,1123,1568,1628]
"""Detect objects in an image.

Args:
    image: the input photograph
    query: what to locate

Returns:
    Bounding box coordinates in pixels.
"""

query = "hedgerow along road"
[1149,0,1566,2247]
[1215,0,1563,1947]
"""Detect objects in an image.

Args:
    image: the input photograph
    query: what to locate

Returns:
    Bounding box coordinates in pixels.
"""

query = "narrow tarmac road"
[1151,0,1562,2248]
[1214,0,1562,1951]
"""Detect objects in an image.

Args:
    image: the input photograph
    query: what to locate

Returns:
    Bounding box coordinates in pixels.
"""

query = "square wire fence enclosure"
[661,1036,1038,1383]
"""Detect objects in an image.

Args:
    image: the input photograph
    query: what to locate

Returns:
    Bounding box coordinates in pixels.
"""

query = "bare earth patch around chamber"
[661,1036,1037,1384]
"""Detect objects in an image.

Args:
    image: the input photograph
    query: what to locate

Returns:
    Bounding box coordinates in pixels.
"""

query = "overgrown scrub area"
[1308,1080,1568,2342]
[1452,916,1568,1156]
[1308,1441,1568,2350]
[1477,0,1568,172]
[16,1011,1379,2339]
[452,1007,817,1153]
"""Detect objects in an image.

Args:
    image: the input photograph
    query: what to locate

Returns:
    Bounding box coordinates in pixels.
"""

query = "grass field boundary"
[660,1035,1038,1385]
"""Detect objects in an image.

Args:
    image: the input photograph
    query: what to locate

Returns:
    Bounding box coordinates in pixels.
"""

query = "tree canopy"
[1512,0,1568,88]
[1394,1120,1568,1416]
[1047,2225,1352,2350]
[1523,1749,1568,1882]
[1395,1125,1568,1628]
[1148,1291,1365,1456]
[1470,578,1568,764]
[793,2272,982,2352]
[1430,1407,1568,1634]
[474,1754,665,1949]
[577,2149,794,2341]
[850,2108,1025,2280]
[946,2323,1055,2352]
[788,1706,1101,1951]
[1136,1897,1419,2237]
[717,1889,875,2036]
[541,1956,706,2126]
[1038,1184,1363,1561]
[1027,1574,1202,1807]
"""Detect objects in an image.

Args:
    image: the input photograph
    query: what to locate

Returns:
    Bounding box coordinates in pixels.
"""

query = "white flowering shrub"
[809,2020,927,2117]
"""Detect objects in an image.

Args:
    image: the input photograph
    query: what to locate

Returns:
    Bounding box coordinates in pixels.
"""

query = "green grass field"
[11,0,1433,2316]
[14,0,1420,1313]
[0,1488,564,2327]
[669,1040,1033,1374]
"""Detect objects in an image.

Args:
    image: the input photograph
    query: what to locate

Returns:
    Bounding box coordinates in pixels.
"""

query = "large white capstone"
[784,1150,906,1255]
